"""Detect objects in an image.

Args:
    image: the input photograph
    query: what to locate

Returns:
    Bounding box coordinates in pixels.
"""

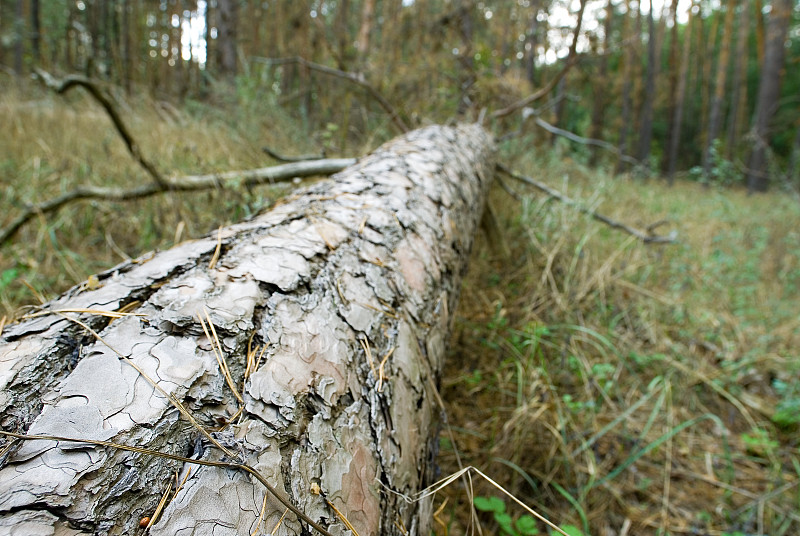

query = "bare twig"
[33,68,168,188]
[497,164,677,244]
[0,430,335,536]
[489,57,578,120]
[530,116,641,167]
[254,56,409,133]
[262,145,325,162]
[0,158,355,246]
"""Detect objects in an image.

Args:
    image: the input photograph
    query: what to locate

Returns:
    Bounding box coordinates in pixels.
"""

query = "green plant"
[741,428,779,457]
[772,379,800,427]
[473,496,540,536]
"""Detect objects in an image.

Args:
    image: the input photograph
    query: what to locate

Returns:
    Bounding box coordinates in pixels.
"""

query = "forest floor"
[2,81,799,536]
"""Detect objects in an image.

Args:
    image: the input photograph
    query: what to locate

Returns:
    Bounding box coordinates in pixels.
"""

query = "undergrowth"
[2,79,800,536]
[440,145,800,535]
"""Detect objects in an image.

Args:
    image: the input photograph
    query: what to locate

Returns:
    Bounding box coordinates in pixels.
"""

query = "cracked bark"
[0,124,495,536]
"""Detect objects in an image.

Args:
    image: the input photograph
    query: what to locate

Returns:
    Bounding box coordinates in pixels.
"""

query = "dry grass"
[439,152,800,535]
[0,80,315,317]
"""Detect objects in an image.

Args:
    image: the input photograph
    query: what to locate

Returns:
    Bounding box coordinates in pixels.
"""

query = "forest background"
[2,1,800,535]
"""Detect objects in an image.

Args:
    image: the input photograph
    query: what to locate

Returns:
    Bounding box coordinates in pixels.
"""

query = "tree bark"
[0,124,495,536]
[746,0,793,193]
[635,0,657,166]
[703,0,736,180]
[667,0,697,184]
[216,0,239,76]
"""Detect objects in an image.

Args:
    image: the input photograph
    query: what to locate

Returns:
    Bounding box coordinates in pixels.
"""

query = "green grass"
[2,79,800,536]
[440,143,800,535]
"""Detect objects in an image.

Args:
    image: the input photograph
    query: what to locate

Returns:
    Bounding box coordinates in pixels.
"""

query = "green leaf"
[0,268,18,290]
[515,515,539,535]
[494,512,515,536]
[473,496,505,514]
[555,524,585,536]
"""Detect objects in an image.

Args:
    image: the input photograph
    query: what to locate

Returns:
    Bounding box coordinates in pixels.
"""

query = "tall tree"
[667,0,698,184]
[615,0,637,173]
[636,0,657,166]
[13,0,23,74]
[589,0,615,167]
[216,0,238,76]
[726,0,750,159]
[703,0,737,179]
[661,0,680,172]
[355,0,376,68]
[30,0,40,63]
[551,0,587,145]
[746,0,794,192]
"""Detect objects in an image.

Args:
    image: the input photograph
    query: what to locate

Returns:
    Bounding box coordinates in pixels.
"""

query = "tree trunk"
[726,0,749,160]
[216,0,238,77]
[636,0,657,166]
[667,0,697,184]
[703,0,737,179]
[0,124,495,536]
[746,0,793,193]
[588,0,615,167]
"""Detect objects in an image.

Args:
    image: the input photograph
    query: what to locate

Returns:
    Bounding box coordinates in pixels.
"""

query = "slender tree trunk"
[588,0,615,167]
[746,0,793,192]
[0,124,495,536]
[726,0,749,160]
[616,0,637,174]
[667,0,697,184]
[356,0,376,68]
[216,0,238,76]
[551,0,586,145]
[703,0,737,179]
[661,0,680,172]
[30,0,40,64]
[525,1,541,87]
[13,0,23,75]
[636,0,657,166]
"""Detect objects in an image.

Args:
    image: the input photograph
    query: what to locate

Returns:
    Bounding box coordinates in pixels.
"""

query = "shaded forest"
[1,0,798,191]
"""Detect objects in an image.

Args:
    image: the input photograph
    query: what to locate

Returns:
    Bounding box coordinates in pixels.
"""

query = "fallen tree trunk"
[0,124,494,536]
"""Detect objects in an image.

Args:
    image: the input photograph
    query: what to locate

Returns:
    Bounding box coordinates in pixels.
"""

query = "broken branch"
[34,68,168,189]
[254,56,409,133]
[0,158,355,246]
[497,164,677,244]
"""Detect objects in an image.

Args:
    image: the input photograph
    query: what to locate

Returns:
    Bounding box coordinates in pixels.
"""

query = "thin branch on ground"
[530,116,642,167]
[262,145,325,162]
[0,158,355,246]
[497,164,677,244]
[254,56,409,133]
[33,68,168,188]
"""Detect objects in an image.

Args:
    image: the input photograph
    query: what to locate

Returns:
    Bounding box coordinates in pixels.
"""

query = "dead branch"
[0,158,355,246]
[489,58,578,120]
[254,56,409,133]
[491,1,586,120]
[33,69,168,189]
[497,164,677,244]
[531,116,641,167]
[262,145,325,162]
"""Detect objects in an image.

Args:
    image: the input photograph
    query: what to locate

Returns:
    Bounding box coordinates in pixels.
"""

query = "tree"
[636,0,658,166]
[746,0,794,192]
[216,0,238,76]
[703,0,737,179]
[667,0,698,184]
[0,124,495,536]
[588,0,616,167]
